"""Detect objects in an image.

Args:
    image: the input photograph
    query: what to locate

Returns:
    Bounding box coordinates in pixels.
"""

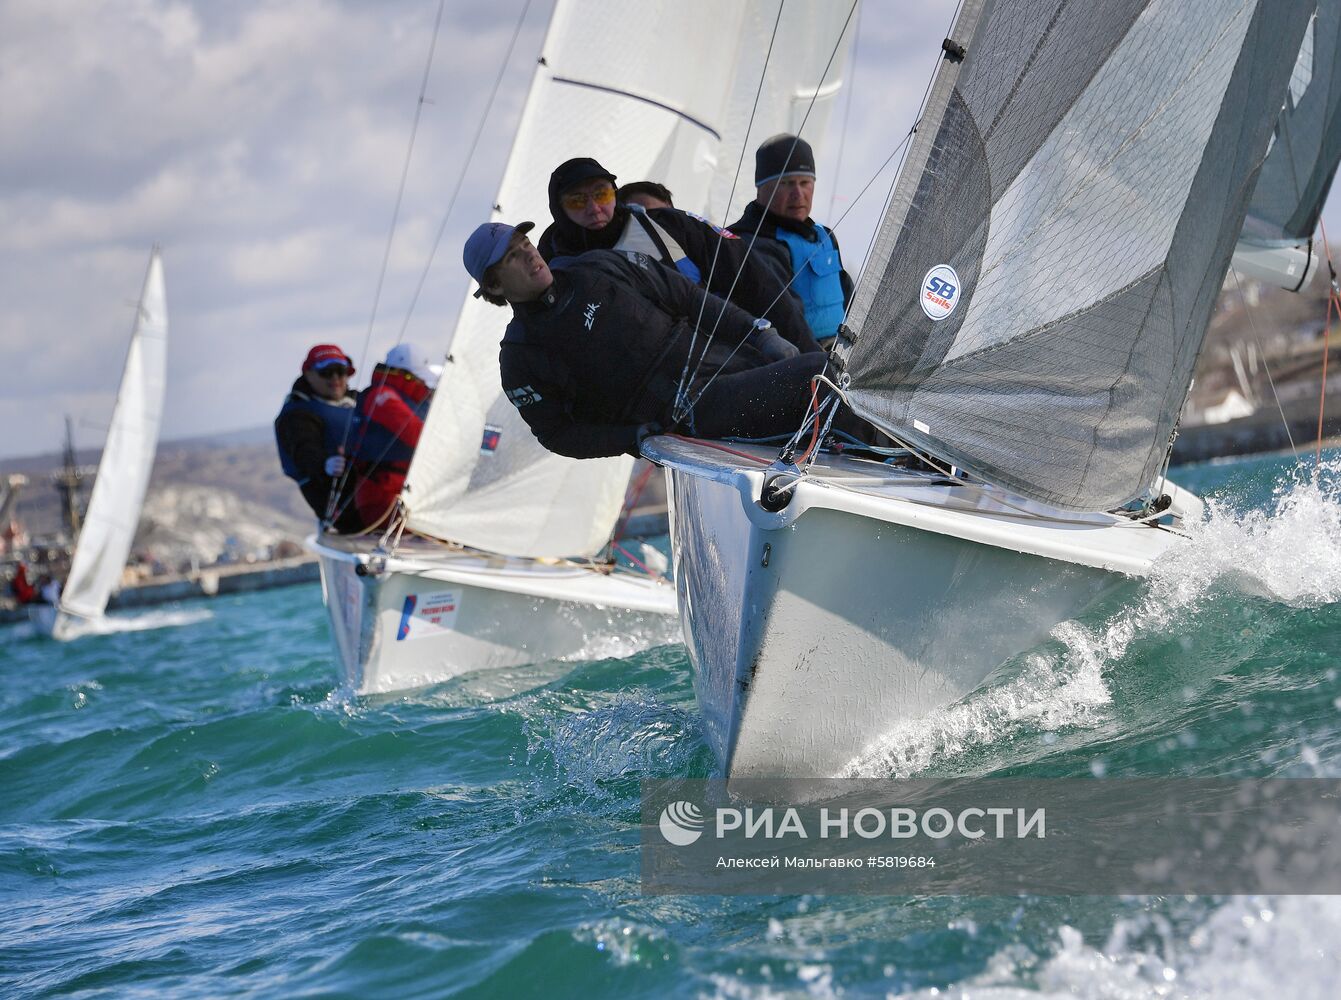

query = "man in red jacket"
[351,342,441,527]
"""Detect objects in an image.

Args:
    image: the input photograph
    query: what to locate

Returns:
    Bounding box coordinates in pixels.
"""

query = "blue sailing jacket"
[776,226,846,342]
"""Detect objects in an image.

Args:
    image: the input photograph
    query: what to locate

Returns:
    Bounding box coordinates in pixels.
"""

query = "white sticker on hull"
[396,590,460,641]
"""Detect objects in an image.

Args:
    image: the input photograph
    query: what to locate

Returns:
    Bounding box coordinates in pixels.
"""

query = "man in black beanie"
[727,134,853,347]
[536,156,821,354]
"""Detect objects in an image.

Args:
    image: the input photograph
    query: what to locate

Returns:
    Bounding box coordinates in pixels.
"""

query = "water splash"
[43,606,214,640]
[843,462,1341,779]
[909,896,1341,999]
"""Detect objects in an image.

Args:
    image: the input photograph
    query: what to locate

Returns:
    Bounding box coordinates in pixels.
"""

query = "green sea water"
[3,450,1341,997]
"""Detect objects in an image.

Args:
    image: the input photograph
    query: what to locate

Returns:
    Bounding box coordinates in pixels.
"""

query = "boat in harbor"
[644,0,1319,779]
[311,0,858,695]
[32,248,168,640]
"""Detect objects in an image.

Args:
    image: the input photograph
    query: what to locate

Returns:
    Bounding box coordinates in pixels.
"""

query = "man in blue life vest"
[537,157,821,354]
[350,342,440,528]
[274,344,363,531]
[727,134,853,347]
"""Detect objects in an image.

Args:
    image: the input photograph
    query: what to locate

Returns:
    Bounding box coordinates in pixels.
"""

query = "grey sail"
[842,0,1314,511]
[1243,1,1341,246]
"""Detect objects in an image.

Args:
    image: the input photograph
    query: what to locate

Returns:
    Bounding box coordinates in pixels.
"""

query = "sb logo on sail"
[920,264,961,321]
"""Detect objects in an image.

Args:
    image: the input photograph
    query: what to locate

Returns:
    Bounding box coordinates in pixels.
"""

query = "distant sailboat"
[32,249,168,639]
[311,0,856,694]
[644,0,1317,779]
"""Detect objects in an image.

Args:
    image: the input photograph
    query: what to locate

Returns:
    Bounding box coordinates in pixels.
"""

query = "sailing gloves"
[324,455,347,477]
[749,318,800,363]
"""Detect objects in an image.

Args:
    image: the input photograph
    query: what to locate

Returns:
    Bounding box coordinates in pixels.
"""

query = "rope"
[1316,219,1338,468]
[1229,267,1298,459]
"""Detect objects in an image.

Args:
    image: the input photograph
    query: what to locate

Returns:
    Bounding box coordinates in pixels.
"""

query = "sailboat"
[32,249,169,640]
[642,0,1319,779]
[310,0,858,695]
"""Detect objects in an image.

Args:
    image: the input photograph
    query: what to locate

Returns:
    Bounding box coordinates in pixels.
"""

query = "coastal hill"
[1,425,312,569]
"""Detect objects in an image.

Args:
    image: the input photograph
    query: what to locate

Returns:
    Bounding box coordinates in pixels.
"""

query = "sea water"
[3,450,1340,997]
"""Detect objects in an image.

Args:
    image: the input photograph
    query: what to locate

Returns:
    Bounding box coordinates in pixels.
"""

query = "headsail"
[60,249,168,619]
[403,0,853,557]
[1243,2,1341,247]
[842,0,1315,511]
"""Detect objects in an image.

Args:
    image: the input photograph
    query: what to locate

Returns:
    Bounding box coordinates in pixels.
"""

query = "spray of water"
[843,461,1341,779]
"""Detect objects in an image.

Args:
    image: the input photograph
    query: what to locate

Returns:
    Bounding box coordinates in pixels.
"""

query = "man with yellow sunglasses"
[536,157,821,356]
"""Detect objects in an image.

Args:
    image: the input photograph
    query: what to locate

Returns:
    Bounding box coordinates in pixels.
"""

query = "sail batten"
[844,0,1314,512]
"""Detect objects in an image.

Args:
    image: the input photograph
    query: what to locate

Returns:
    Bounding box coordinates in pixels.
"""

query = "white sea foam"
[843,461,1341,779]
[899,896,1341,1000]
[51,607,214,639]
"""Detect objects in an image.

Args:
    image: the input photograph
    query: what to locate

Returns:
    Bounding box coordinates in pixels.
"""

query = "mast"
[52,415,85,542]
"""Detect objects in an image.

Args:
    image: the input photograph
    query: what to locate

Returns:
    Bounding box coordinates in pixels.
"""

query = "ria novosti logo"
[658,800,705,846]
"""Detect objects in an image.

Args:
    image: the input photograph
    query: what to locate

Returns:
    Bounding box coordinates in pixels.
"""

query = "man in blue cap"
[462,220,850,461]
[727,134,852,347]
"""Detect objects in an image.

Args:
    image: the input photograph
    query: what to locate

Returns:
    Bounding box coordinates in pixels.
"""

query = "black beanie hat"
[547,157,618,216]
[545,156,627,256]
[755,134,816,186]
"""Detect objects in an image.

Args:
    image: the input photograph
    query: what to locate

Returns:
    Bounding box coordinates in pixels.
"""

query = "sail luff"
[843,0,1314,512]
[60,249,168,619]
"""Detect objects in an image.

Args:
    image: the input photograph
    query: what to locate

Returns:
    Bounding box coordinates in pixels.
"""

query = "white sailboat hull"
[644,436,1197,780]
[310,535,678,695]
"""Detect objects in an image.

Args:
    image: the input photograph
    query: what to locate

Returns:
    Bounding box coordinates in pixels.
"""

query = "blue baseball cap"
[463,220,535,296]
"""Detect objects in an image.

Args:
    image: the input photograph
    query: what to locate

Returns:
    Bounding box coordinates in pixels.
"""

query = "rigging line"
[850,0,962,302]
[1316,217,1337,468]
[827,0,862,221]
[394,0,536,342]
[670,0,787,415]
[677,0,861,408]
[1230,266,1298,459]
[327,0,534,530]
[326,0,448,525]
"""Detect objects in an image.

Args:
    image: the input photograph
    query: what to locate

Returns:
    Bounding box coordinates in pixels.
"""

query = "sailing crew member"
[537,157,822,354]
[616,180,674,211]
[727,134,853,347]
[465,220,862,460]
[350,342,440,527]
[274,344,363,532]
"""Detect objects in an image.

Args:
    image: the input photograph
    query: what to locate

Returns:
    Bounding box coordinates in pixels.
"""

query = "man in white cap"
[462,220,865,460]
[727,134,852,346]
[350,342,441,526]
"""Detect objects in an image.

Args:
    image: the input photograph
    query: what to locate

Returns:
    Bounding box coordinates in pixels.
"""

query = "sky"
[1,0,1336,461]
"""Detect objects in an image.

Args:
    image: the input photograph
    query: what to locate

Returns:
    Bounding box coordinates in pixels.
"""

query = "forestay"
[1242,1,1341,246]
[842,0,1314,511]
[61,250,168,619]
[403,0,853,557]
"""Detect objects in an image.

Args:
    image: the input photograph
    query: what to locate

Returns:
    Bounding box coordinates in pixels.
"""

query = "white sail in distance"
[402,0,855,558]
[60,249,168,619]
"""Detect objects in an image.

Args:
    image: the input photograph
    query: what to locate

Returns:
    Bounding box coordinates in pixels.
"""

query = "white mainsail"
[402,0,855,558]
[59,249,168,620]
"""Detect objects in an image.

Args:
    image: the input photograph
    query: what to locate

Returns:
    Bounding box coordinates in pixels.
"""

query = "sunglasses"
[561,185,616,212]
[315,366,351,378]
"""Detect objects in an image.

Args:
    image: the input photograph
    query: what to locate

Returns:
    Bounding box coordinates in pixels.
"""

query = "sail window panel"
[947,0,1254,364]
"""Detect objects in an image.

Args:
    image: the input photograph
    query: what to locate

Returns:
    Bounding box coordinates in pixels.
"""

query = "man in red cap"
[274,344,364,531]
